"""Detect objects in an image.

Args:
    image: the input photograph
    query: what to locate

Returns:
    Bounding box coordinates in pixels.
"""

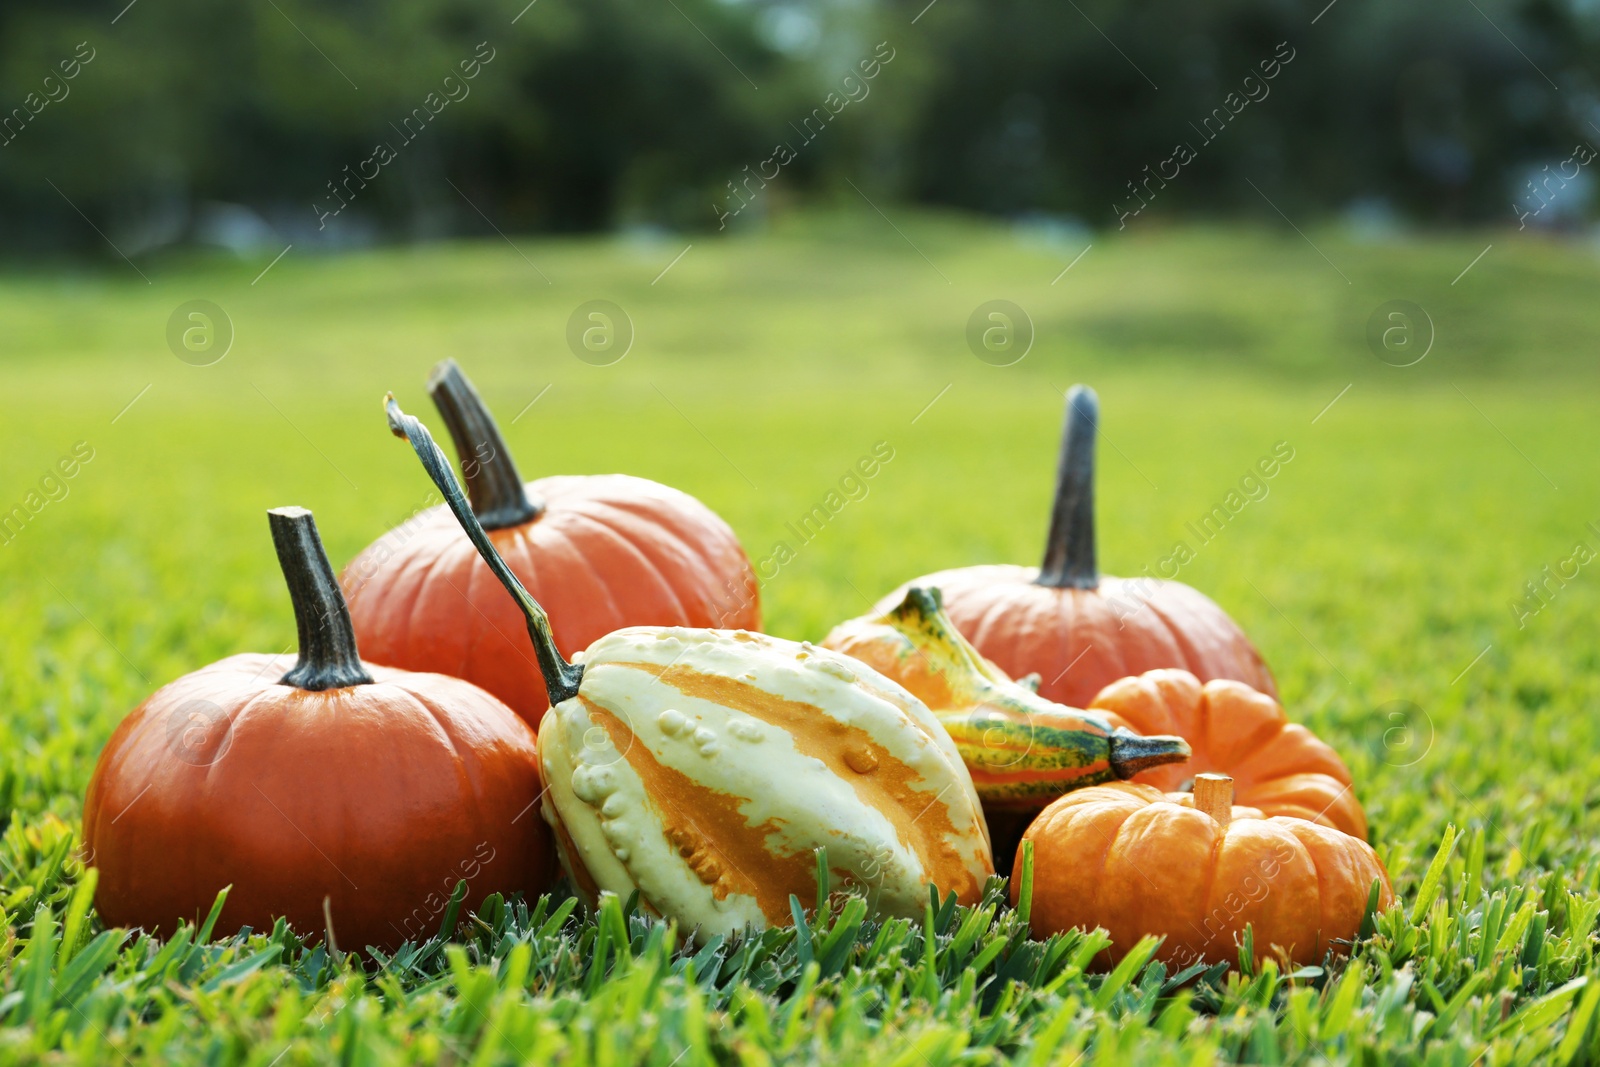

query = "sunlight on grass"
[2,215,1599,1061]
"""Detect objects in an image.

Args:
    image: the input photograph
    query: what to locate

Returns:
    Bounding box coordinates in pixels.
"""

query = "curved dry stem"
[385,393,583,706]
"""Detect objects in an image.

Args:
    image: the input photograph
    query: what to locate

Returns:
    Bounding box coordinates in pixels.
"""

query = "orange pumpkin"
[84,507,556,952]
[1015,774,1393,969]
[877,385,1275,710]
[1090,668,1367,839]
[344,360,760,728]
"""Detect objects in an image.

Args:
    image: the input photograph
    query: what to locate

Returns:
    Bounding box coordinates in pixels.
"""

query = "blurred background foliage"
[1,0,1597,256]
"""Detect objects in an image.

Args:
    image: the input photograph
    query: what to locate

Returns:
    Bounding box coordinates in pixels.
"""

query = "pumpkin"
[386,396,993,940]
[83,507,556,952]
[344,359,760,729]
[876,385,1276,710]
[1015,773,1393,969]
[821,586,1190,810]
[1089,668,1368,839]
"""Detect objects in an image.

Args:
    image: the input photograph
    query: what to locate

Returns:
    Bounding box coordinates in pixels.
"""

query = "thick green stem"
[385,394,584,706]
[1036,384,1100,590]
[268,507,374,691]
[427,359,542,530]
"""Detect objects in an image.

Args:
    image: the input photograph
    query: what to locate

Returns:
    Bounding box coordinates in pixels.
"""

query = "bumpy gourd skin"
[539,627,994,939]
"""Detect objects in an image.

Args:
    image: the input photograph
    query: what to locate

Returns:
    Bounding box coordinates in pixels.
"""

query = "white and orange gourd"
[541,628,992,934]
[386,396,994,940]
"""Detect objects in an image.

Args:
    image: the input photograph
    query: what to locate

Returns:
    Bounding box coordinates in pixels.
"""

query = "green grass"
[4,210,1600,1062]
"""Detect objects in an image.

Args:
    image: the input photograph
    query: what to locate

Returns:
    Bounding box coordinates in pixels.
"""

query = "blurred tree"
[0,0,796,251]
[0,0,1596,254]
[879,0,1598,226]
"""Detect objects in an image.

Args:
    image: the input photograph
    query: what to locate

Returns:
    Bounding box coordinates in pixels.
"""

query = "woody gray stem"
[1037,384,1099,590]
[268,507,373,691]
[427,359,542,530]
[386,394,583,706]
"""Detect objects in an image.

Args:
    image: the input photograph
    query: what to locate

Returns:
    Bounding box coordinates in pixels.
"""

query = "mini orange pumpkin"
[84,507,556,952]
[343,360,760,728]
[877,386,1276,710]
[1015,774,1393,969]
[1089,668,1367,839]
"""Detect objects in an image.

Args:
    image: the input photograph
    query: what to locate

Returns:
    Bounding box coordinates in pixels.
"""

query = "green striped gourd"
[386,398,993,940]
[821,587,1191,810]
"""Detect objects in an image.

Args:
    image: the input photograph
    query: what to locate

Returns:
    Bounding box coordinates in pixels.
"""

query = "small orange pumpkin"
[878,385,1276,710]
[84,507,556,952]
[1089,668,1367,839]
[344,360,760,728]
[1015,774,1393,969]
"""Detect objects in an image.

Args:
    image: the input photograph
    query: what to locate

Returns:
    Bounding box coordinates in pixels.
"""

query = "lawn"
[3,210,1600,1063]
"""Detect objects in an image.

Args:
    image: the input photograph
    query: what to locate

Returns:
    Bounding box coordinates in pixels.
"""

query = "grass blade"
[1411,824,1458,925]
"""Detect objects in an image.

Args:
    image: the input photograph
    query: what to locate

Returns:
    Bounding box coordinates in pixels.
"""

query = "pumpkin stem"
[385,394,585,706]
[268,507,374,691]
[1108,729,1191,779]
[427,359,543,530]
[1036,384,1099,590]
[1193,773,1234,828]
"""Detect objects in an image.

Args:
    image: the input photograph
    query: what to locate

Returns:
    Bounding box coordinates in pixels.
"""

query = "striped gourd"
[387,399,993,939]
[822,587,1191,810]
[543,628,992,933]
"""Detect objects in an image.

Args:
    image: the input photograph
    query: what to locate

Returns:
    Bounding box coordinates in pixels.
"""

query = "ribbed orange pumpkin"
[84,507,556,952]
[1089,668,1367,839]
[1015,774,1393,969]
[877,386,1275,710]
[344,361,760,728]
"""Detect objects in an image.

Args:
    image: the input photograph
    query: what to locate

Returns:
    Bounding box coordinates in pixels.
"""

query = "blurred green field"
[4,212,1600,1062]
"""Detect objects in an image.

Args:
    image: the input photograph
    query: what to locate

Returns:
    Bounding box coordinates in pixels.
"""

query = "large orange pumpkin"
[1015,774,1393,969]
[84,507,556,952]
[1090,668,1367,839]
[877,385,1275,710]
[344,360,760,728]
